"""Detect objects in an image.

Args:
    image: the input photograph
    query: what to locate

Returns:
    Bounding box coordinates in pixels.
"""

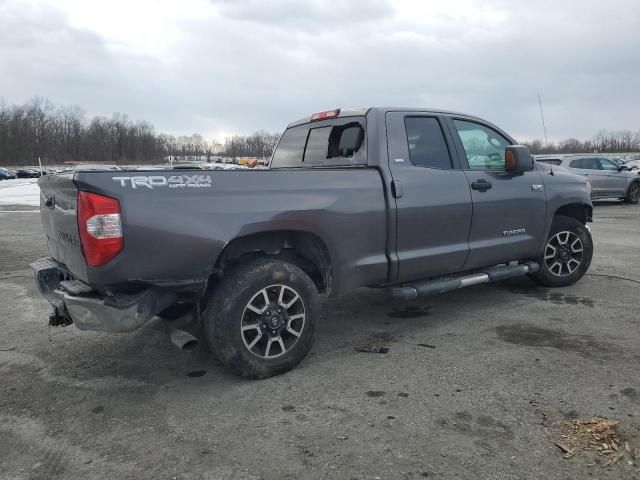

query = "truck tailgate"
[38,174,88,281]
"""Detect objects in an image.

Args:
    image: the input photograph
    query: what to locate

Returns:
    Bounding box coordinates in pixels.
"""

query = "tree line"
[2,97,639,166]
[0,97,280,166]
[523,129,640,155]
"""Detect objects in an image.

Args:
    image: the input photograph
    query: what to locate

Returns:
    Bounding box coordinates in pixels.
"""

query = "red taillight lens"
[310,108,340,121]
[77,191,123,267]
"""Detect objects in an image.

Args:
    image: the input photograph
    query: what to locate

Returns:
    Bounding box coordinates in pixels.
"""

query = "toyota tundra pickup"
[32,107,593,378]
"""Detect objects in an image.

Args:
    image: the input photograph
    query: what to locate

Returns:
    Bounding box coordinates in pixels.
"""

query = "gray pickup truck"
[32,107,594,378]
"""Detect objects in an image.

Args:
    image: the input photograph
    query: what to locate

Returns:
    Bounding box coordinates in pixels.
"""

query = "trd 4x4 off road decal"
[112,175,212,189]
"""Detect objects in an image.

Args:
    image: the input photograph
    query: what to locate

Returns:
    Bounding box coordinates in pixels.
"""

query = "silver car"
[536,154,640,204]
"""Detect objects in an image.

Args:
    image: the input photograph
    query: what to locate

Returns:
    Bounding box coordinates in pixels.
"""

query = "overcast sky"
[1,0,638,142]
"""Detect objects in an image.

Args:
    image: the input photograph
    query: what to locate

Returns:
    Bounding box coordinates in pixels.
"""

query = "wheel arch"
[215,230,333,295]
[553,203,592,224]
[624,179,640,196]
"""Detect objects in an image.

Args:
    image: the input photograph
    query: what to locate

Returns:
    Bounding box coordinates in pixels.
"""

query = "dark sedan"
[16,169,41,178]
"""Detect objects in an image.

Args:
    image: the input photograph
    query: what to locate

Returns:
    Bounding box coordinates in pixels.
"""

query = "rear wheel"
[530,215,593,287]
[623,182,640,204]
[205,258,319,379]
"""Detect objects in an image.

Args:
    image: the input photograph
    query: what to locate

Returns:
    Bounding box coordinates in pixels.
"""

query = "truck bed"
[38,168,389,294]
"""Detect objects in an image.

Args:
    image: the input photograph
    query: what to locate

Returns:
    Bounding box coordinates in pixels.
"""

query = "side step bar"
[389,261,540,301]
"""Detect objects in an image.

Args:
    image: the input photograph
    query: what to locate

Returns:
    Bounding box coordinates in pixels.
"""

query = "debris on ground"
[0,346,16,351]
[354,344,389,354]
[546,416,637,468]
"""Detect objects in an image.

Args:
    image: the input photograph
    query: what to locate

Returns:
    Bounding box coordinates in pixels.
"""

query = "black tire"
[529,215,593,287]
[205,258,319,379]
[623,182,640,204]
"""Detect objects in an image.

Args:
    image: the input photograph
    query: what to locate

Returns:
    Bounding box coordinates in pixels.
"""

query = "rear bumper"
[29,257,176,333]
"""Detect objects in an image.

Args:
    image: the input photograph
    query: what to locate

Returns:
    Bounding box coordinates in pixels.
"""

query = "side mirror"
[505,145,534,173]
[619,165,629,171]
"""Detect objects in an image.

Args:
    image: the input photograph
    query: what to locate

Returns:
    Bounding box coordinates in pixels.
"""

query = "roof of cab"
[535,154,605,159]
[286,107,494,129]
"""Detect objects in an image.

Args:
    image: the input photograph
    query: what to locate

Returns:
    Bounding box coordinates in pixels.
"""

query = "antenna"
[537,93,549,152]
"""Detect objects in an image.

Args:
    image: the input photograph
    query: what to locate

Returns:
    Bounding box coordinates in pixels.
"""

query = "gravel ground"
[0,201,638,480]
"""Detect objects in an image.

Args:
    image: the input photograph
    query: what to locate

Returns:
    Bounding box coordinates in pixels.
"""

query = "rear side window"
[570,158,600,169]
[404,117,452,169]
[271,121,365,168]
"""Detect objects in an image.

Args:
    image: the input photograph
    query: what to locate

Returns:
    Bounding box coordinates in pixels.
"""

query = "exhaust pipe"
[169,329,199,352]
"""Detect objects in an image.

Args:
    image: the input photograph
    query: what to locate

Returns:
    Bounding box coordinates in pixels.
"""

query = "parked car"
[32,107,593,379]
[16,168,41,178]
[0,167,17,180]
[625,159,640,171]
[536,154,640,203]
[172,163,207,170]
[57,164,121,174]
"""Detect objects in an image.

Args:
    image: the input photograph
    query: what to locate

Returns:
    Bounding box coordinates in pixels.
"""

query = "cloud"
[211,0,393,29]
[1,0,639,142]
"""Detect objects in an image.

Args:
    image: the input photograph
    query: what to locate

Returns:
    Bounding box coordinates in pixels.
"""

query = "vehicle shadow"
[592,200,624,208]
[30,276,545,387]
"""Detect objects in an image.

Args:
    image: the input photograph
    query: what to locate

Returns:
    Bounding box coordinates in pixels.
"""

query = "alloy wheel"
[544,231,584,277]
[240,284,305,358]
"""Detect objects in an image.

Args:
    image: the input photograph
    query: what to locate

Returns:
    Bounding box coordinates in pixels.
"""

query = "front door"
[386,112,473,282]
[446,117,548,269]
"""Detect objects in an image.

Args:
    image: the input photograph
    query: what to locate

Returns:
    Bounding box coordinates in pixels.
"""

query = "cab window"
[453,119,511,171]
[304,123,364,166]
[271,121,365,168]
[270,125,307,168]
[404,117,452,169]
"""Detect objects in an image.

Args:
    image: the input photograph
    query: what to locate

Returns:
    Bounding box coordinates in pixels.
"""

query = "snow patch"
[0,179,40,206]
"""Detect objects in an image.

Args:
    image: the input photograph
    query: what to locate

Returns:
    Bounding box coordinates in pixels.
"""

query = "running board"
[389,262,540,301]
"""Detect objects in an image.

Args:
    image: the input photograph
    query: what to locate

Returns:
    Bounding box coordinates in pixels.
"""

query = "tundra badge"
[503,228,526,236]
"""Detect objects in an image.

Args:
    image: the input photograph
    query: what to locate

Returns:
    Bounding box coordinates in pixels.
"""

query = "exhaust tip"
[181,339,199,352]
[169,329,199,352]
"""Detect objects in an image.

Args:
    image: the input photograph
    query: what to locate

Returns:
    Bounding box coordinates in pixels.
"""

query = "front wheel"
[529,215,593,287]
[623,182,640,204]
[205,258,319,379]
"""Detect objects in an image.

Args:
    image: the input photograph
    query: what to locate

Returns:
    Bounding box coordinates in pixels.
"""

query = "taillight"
[77,191,123,267]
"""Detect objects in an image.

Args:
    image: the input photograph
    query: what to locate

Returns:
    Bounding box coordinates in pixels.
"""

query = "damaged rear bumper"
[29,257,176,333]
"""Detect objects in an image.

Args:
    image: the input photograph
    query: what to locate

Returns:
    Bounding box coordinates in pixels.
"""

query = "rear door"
[446,117,548,269]
[386,112,472,281]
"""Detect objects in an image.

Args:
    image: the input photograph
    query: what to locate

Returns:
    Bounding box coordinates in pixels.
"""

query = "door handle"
[391,179,403,198]
[471,179,492,192]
